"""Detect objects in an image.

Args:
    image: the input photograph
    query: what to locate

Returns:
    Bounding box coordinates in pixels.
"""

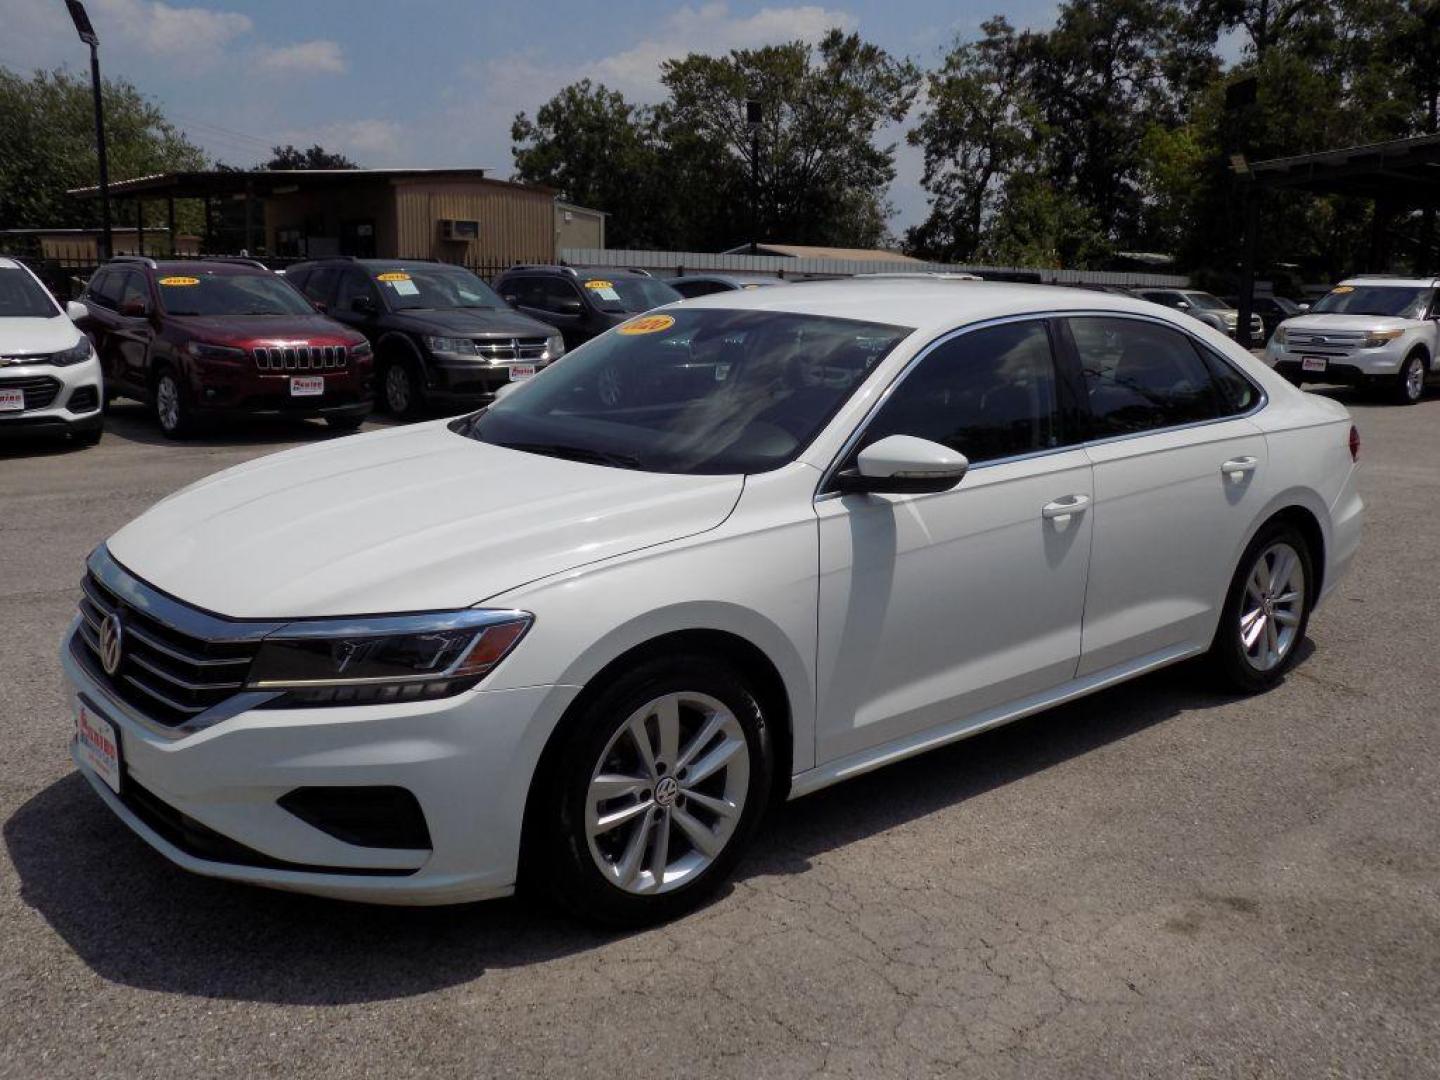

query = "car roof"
[673,278,1203,335]
[667,274,779,287]
[1340,276,1440,288]
[499,265,652,278]
[134,259,267,276]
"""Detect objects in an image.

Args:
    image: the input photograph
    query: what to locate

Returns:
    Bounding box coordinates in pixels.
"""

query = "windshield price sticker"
[618,314,676,336]
[159,276,199,286]
[584,279,613,289]
[376,272,411,282]
[1332,285,1354,294]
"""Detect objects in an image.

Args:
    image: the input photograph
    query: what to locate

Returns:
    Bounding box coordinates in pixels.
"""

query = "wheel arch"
[1242,498,1327,604]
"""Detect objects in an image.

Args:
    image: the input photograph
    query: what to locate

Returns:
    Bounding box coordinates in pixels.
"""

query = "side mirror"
[832,435,969,496]
[501,293,519,306]
[1175,300,1191,311]
[66,300,88,322]
[119,298,149,318]
[557,297,583,315]
[1297,303,1310,313]
[311,299,327,313]
[350,295,374,314]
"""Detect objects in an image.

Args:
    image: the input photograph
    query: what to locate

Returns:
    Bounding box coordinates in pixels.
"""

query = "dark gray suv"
[286,259,564,418]
[493,266,682,349]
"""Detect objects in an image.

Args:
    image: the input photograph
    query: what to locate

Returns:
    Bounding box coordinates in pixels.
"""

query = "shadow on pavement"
[5,656,1274,1005]
[98,400,388,449]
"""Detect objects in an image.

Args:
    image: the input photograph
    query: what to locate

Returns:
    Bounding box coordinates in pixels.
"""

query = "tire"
[152,367,194,439]
[325,413,366,432]
[1208,521,1314,693]
[72,425,103,447]
[529,654,775,927]
[1395,351,1426,405]
[381,355,425,419]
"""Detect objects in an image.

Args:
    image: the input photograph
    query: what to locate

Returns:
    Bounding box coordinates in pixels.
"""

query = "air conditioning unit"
[439,219,480,242]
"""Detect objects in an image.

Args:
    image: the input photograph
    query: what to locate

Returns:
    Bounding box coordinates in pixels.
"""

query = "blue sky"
[2,0,1068,234]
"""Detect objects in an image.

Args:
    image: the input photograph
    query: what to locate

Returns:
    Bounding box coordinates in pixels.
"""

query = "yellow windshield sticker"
[1332,285,1354,294]
[585,279,614,290]
[158,275,199,286]
[618,314,675,335]
[376,272,411,282]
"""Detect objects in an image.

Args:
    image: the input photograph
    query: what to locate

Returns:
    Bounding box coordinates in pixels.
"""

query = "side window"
[675,280,727,298]
[117,271,149,311]
[1199,347,1262,416]
[1069,317,1224,437]
[85,270,116,308]
[500,276,540,307]
[541,279,583,313]
[858,320,1063,466]
[299,267,338,307]
[334,269,377,312]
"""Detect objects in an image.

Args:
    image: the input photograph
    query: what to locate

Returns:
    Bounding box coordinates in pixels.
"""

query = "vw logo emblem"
[654,776,680,807]
[98,613,124,677]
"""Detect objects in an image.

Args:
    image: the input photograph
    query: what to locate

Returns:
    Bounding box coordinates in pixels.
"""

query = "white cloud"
[254,39,346,76]
[92,0,251,59]
[276,119,404,163]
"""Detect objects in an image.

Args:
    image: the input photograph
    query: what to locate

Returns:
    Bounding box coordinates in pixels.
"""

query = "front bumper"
[61,622,579,905]
[0,355,103,438]
[187,363,374,418]
[1264,341,1408,381]
[425,356,551,403]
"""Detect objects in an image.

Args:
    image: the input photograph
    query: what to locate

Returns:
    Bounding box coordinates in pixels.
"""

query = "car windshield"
[463,308,911,475]
[159,272,315,317]
[0,266,60,317]
[582,276,683,314]
[1185,292,1229,311]
[1310,285,1433,319]
[372,265,505,311]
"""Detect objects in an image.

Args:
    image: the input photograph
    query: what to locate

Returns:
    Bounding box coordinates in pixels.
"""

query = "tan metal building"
[69,169,586,269]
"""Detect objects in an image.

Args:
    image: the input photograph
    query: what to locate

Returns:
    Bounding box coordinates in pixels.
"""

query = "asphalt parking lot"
[1,393,1437,1080]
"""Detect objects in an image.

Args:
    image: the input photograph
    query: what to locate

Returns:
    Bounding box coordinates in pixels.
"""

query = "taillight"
[1349,424,1360,462]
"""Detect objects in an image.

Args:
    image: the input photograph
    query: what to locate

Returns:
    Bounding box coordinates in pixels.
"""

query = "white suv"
[0,257,105,443]
[1263,276,1437,404]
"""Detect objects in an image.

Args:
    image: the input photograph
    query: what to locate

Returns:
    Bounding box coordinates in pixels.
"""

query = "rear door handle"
[1042,494,1091,519]
[1221,456,1259,478]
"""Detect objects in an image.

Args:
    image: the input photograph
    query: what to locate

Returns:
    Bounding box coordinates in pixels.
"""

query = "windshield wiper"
[497,441,644,470]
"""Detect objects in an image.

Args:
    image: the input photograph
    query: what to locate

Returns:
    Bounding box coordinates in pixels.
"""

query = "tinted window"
[540,279,583,314]
[118,271,149,311]
[501,276,542,308]
[369,264,505,311]
[858,320,1062,465]
[672,280,730,298]
[158,271,312,316]
[1070,317,1224,436]
[1310,284,1433,319]
[86,270,120,309]
[298,267,339,306]
[1199,348,1262,415]
[334,269,377,313]
[581,275,682,314]
[0,266,60,317]
[467,309,910,474]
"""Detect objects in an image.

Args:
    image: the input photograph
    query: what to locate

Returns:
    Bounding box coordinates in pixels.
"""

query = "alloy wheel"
[584,691,751,896]
[1239,541,1306,672]
[156,374,180,432]
[1405,357,1425,401]
[385,364,412,414]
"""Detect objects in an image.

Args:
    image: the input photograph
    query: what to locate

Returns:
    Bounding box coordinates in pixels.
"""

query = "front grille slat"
[251,344,347,371]
[0,374,63,410]
[75,567,262,728]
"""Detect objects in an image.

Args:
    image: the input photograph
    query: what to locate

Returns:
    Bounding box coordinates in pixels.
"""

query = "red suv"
[76,257,373,437]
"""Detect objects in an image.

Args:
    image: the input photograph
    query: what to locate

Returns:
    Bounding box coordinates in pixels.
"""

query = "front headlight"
[1363,329,1404,348]
[423,335,479,356]
[1274,326,1288,345]
[351,340,373,360]
[48,341,93,367]
[544,334,566,361]
[186,341,247,362]
[246,610,531,706]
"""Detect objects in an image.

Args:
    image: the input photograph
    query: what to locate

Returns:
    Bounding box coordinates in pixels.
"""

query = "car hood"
[1281,314,1413,333]
[171,314,365,347]
[1,314,82,356]
[106,421,744,618]
[386,308,556,338]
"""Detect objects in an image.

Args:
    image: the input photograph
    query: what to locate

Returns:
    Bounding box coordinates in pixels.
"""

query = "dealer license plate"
[75,701,122,794]
[290,376,324,397]
[1301,356,1328,373]
[0,389,24,411]
[507,364,536,382]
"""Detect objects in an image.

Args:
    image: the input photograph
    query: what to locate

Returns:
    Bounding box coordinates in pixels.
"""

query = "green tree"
[659,29,921,249]
[904,18,1042,261]
[0,66,206,232]
[263,144,358,169]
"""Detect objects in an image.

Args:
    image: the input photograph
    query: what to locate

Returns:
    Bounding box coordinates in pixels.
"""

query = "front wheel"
[530,656,774,927]
[1208,522,1314,693]
[153,369,193,439]
[1395,352,1426,405]
[382,358,426,419]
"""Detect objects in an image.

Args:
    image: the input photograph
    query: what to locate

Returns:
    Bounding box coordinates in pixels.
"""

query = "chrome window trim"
[814,308,1268,501]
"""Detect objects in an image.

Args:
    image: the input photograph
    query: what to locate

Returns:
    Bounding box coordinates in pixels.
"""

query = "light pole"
[746,98,762,255]
[66,0,112,262]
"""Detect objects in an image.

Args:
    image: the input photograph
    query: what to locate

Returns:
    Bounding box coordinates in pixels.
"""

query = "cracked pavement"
[1,396,1437,1079]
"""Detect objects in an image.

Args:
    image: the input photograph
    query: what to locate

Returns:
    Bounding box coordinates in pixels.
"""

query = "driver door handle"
[1221,456,1259,478]
[1042,494,1090,519]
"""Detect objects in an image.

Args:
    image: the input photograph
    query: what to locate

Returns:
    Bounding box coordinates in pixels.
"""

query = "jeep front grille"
[253,345,348,371]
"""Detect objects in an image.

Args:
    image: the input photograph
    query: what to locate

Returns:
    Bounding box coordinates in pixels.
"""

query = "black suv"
[492,266,682,349]
[285,258,563,418]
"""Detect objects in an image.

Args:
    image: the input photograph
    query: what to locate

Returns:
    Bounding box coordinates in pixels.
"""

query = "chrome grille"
[475,337,548,363]
[0,374,62,409]
[1284,329,1365,357]
[252,344,348,371]
[75,571,258,727]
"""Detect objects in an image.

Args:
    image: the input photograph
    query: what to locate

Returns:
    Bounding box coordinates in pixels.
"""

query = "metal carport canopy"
[1248,132,1440,201]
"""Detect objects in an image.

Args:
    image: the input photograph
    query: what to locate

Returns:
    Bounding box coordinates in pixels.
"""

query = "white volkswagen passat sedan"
[62,282,1363,925]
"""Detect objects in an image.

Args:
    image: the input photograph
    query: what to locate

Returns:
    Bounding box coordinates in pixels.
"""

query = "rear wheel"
[1208,521,1314,692]
[1395,351,1426,405]
[530,655,774,927]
